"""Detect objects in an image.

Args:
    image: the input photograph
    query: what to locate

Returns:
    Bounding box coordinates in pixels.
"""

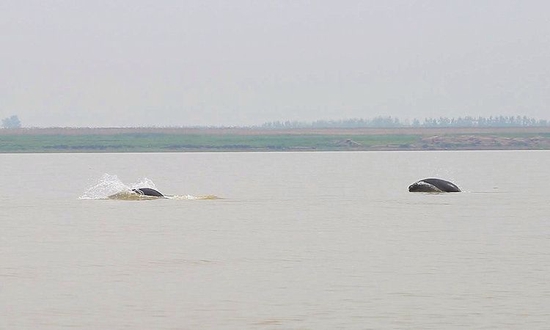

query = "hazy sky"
[2,0,549,127]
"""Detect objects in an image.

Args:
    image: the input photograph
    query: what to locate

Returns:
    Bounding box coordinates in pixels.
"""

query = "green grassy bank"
[0,133,420,153]
[1,127,550,153]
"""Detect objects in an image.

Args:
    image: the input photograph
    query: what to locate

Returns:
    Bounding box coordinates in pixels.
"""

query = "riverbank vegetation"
[261,115,550,129]
[1,127,550,153]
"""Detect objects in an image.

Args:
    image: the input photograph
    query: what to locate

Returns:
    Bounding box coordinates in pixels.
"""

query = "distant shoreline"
[1,127,550,152]
[2,126,550,135]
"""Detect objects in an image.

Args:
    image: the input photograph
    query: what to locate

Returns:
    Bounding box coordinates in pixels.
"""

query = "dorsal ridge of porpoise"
[408,178,461,193]
[131,187,165,197]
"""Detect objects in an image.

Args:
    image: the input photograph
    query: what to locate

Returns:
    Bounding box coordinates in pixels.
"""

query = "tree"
[2,115,21,128]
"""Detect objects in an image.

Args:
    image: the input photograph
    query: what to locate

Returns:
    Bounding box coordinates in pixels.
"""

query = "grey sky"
[2,0,549,127]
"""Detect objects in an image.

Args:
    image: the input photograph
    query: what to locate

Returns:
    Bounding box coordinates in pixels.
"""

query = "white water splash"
[80,174,220,200]
[129,177,157,190]
[80,174,130,199]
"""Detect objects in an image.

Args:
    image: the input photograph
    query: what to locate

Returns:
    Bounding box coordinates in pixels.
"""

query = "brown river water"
[1,151,549,329]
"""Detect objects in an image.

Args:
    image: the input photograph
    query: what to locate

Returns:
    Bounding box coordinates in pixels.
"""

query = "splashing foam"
[80,174,127,199]
[80,174,220,200]
[168,194,220,200]
[129,177,157,190]
[80,174,157,200]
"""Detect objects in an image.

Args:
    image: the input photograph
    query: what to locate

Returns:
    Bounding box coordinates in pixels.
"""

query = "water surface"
[1,151,549,329]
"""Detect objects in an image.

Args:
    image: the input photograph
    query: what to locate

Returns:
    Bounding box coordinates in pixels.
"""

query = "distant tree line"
[2,115,21,128]
[261,116,550,129]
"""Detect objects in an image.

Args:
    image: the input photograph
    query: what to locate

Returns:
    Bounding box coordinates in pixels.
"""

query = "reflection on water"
[1,151,550,329]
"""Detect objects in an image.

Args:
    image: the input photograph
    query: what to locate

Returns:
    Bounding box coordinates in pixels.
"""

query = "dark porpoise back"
[408,178,461,193]
[132,188,165,197]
